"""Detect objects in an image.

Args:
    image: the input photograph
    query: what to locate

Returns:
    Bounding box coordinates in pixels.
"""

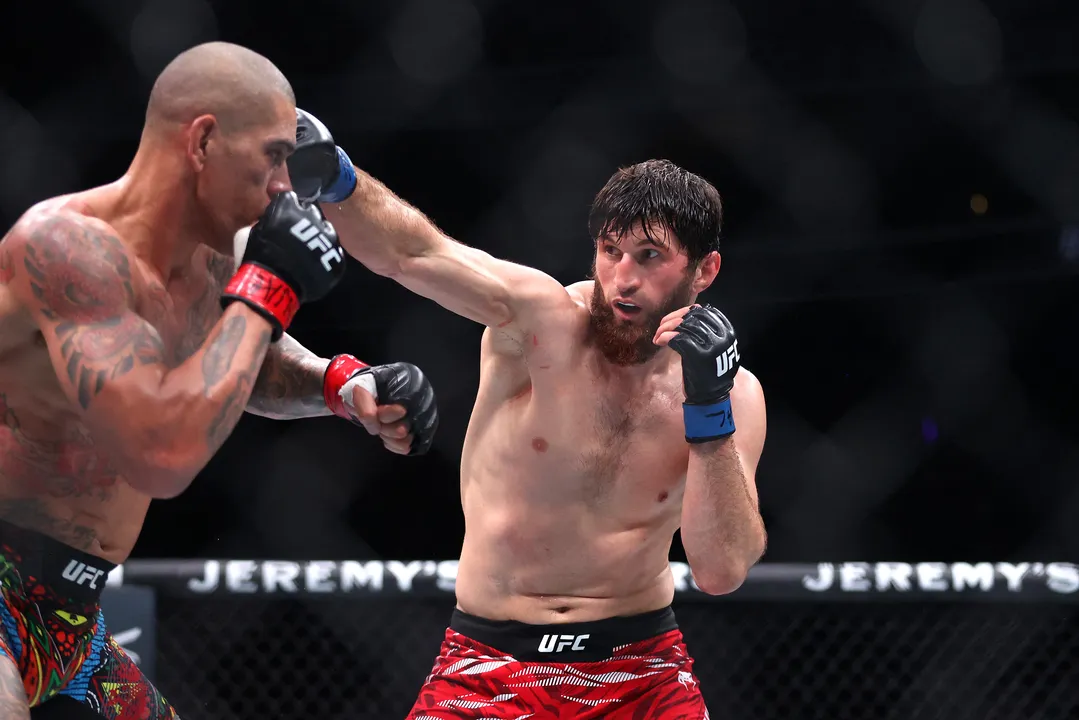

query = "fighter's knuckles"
[384,435,413,455]
[376,404,407,424]
[699,304,732,330]
[379,420,409,440]
[654,330,676,347]
[347,408,380,434]
[667,333,691,355]
[675,315,702,335]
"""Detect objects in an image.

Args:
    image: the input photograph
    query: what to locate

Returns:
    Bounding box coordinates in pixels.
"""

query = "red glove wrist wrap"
[323,354,370,419]
[225,264,301,335]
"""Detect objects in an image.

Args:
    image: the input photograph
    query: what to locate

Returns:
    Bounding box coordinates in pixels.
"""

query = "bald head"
[145,42,295,134]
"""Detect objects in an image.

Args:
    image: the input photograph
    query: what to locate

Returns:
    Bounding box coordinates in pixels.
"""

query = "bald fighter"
[288,111,766,719]
[0,46,437,719]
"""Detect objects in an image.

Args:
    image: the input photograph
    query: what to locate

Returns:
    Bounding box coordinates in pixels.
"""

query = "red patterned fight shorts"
[407,607,709,719]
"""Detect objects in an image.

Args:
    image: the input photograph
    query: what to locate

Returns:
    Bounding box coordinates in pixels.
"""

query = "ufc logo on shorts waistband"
[290,218,344,272]
[538,633,590,653]
[61,560,105,589]
[716,340,740,376]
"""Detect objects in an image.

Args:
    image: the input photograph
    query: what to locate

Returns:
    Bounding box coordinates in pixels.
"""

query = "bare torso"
[456,281,737,624]
[0,189,231,563]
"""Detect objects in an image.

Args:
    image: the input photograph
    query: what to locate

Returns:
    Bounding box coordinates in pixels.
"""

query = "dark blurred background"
[2,0,1078,566]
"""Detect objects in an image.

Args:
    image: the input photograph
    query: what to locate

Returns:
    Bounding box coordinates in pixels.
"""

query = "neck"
[594,341,676,383]
[110,138,214,278]
[626,350,676,376]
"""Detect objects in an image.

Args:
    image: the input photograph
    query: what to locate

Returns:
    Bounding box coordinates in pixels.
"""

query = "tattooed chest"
[0,394,119,500]
[148,303,222,366]
[138,272,225,366]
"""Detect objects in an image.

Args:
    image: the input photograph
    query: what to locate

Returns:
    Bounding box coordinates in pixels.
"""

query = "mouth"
[612,300,642,320]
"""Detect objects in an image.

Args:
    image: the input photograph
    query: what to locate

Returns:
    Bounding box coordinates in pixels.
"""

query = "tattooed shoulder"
[5,211,166,409]
[8,212,137,319]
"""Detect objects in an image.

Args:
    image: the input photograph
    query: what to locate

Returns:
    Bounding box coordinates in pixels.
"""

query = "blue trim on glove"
[321,146,357,203]
[683,397,735,442]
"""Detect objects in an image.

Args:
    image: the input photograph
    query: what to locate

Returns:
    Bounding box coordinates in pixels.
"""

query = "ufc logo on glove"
[290,217,344,271]
[716,340,740,376]
[672,305,741,442]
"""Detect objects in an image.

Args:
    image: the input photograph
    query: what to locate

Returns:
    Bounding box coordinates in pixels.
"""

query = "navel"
[657,491,669,503]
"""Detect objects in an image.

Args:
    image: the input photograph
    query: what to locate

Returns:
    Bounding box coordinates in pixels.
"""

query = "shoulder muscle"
[2,210,166,410]
[3,210,138,321]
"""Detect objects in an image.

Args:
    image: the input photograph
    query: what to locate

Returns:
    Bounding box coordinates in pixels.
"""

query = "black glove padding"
[221,191,346,340]
[361,362,439,456]
[668,304,741,442]
[288,108,356,204]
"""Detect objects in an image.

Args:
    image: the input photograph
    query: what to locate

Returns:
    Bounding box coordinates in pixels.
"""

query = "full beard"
[588,276,695,366]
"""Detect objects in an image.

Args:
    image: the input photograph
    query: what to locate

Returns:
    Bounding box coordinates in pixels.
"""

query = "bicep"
[395,238,573,342]
[41,311,167,412]
[4,213,167,413]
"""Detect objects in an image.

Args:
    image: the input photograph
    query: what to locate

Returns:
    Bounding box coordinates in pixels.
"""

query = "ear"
[692,251,721,293]
[185,114,218,172]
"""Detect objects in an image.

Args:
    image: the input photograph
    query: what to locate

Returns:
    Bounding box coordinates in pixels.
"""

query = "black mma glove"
[668,304,741,443]
[323,354,440,457]
[287,108,357,204]
[221,191,346,341]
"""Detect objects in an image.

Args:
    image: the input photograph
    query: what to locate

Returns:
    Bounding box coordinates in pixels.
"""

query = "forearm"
[322,167,445,275]
[681,437,767,595]
[246,334,332,420]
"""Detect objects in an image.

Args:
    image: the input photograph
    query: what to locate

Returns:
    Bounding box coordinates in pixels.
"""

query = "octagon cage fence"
[97,558,1079,720]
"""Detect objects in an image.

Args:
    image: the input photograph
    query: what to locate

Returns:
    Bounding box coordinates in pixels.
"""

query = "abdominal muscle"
[453,468,682,624]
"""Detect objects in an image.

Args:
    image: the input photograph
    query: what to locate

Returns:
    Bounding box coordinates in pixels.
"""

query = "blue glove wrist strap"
[322,146,357,203]
[683,397,735,442]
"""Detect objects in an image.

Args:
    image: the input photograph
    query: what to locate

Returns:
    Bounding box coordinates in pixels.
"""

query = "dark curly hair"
[588,159,723,267]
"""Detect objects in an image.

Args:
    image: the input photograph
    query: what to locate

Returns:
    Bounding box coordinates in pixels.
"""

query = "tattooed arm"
[205,246,332,420]
[247,334,332,419]
[2,211,273,498]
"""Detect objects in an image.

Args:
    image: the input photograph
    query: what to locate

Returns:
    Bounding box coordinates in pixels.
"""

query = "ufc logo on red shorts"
[537,633,590,653]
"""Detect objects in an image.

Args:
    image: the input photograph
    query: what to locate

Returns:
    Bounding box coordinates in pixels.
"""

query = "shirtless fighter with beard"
[0,45,438,719]
[286,110,767,719]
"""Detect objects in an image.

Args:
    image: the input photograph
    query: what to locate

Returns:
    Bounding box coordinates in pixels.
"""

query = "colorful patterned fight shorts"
[0,518,179,719]
[407,606,710,719]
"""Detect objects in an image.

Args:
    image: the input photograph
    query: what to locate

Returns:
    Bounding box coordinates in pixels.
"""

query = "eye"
[640,249,660,261]
[603,244,620,257]
[268,150,286,167]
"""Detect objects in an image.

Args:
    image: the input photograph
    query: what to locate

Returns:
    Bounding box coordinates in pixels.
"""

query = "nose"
[268,163,293,197]
[612,253,642,294]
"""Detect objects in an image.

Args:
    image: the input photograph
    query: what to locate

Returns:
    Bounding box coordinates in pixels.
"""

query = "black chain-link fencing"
[150,596,1079,720]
